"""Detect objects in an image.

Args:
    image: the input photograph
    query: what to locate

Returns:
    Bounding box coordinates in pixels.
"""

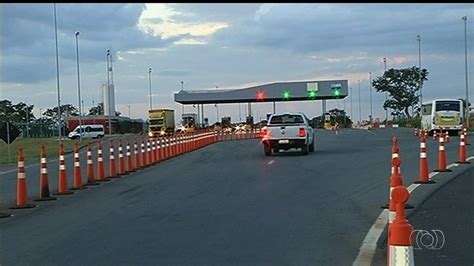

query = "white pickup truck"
[261,112,315,156]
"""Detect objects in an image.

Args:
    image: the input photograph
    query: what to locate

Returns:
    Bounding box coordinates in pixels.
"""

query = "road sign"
[0,122,21,144]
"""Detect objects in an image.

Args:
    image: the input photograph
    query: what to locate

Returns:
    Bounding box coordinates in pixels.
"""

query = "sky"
[1,3,473,124]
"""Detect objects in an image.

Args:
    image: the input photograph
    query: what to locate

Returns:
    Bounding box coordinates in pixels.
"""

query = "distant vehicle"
[261,112,315,156]
[68,124,104,139]
[221,116,232,131]
[181,113,197,133]
[148,109,175,137]
[421,99,465,135]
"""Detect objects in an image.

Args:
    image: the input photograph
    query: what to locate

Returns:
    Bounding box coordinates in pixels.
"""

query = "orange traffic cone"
[434,130,452,172]
[157,137,162,160]
[415,130,435,184]
[146,138,152,165]
[70,143,87,190]
[35,146,57,201]
[151,138,156,164]
[387,186,414,266]
[96,141,111,182]
[53,144,75,195]
[134,139,141,170]
[118,140,126,175]
[463,127,470,145]
[140,138,146,168]
[432,130,437,140]
[108,139,120,178]
[382,137,413,209]
[126,140,135,173]
[445,130,450,143]
[10,147,37,209]
[84,142,100,186]
[456,132,471,164]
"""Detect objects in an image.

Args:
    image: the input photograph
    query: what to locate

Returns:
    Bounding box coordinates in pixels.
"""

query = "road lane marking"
[352,209,388,266]
[366,130,377,136]
[353,156,474,265]
[267,160,275,165]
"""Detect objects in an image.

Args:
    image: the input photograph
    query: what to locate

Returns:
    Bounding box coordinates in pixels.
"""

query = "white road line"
[366,130,377,136]
[352,209,388,266]
[267,160,275,165]
[353,156,473,265]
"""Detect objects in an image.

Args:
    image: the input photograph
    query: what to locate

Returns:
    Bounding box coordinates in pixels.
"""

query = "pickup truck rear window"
[269,114,304,125]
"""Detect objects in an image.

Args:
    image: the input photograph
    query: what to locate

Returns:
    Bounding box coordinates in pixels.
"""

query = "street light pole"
[215,85,219,123]
[53,3,62,143]
[350,87,353,121]
[358,80,362,124]
[369,72,373,123]
[383,57,388,124]
[75,31,82,142]
[148,67,153,110]
[127,105,131,118]
[106,49,112,136]
[417,34,422,116]
[462,16,469,128]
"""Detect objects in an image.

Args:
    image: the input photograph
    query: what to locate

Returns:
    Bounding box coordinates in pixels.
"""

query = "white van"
[68,124,105,139]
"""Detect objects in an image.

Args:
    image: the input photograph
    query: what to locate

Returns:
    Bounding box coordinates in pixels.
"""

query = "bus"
[421,99,465,135]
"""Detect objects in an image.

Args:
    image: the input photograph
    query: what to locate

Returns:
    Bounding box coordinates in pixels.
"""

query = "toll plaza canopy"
[174,80,348,104]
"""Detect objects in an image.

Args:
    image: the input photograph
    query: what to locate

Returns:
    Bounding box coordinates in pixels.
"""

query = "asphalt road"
[410,166,474,266]
[0,128,472,265]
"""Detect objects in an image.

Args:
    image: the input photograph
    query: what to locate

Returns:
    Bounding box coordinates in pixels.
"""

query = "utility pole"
[369,72,373,123]
[106,49,112,135]
[417,34,422,116]
[383,57,388,124]
[462,16,469,128]
[53,3,62,143]
[358,80,361,124]
[350,87,353,121]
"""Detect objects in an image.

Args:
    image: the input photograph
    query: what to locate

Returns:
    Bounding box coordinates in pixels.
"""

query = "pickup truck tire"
[263,143,272,156]
[301,144,309,155]
[309,139,315,152]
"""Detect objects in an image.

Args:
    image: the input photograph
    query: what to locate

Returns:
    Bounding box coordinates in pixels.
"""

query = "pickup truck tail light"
[299,128,306,137]
[261,129,268,137]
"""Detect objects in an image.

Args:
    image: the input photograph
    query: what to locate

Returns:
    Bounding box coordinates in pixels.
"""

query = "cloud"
[213,3,472,56]
[1,3,180,84]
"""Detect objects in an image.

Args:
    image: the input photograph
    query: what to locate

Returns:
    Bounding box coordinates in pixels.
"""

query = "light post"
[106,49,112,135]
[181,81,185,115]
[417,34,422,116]
[462,16,469,128]
[53,3,62,142]
[25,107,29,138]
[215,85,219,123]
[75,31,82,142]
[350,87,353,121]
[358,80,362,124]
[369,72,373,123]
[343,96,347,126]
[383,57,388,124]
[39,107,43,137]
[127,104,131,118]
[148,67,153,110]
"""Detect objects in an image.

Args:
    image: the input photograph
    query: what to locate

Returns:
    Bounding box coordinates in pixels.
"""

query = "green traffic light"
[282,90,290,100]
[308,90,317,99]
[334,89,340,97]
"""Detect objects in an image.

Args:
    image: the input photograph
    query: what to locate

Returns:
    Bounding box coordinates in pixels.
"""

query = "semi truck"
[148,109,175,137]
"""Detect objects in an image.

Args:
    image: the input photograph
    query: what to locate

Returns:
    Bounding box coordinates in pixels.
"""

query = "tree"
[43,104,79,123]
[372,66,428,119]
[88,102,121,116]
[310,108,352,129]
[88,102,104,115]
[0,100,35,123]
